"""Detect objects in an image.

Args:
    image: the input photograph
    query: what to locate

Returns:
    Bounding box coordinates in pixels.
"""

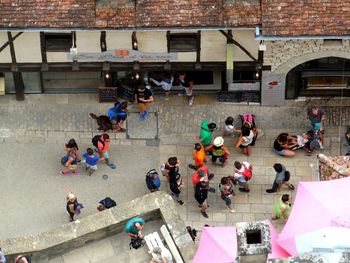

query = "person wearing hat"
[66,192,82,222]
[205,136,230,167]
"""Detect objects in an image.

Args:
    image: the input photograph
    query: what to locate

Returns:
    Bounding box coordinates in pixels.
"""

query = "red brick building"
[0,0,349,104]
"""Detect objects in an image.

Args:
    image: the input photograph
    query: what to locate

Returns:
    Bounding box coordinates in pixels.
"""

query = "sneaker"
[177,200,184,206]
[201,211,209,218]
[72,171,80,176]
[115,127,126,133]
[239,188,250,193]
[107,163,117,169]
[139,112,145,121]
[226,206,235,213]
[208,187,216,193]
[59,171,69,176]
[289,184,295,190]
[143,111,149,119]
[266,189,277,194]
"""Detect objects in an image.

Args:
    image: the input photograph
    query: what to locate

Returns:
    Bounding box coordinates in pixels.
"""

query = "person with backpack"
[92,133,116,169]
[97,197,117,211]
[160,157,180,182]
[107,101,128,132]
[124,217,146,249]
[266,163,295,193]
[195,181,209,218]
[219,176,235,213]
[14,255,31,263]
[145,169,161,193]
[134,84,154,121]
[66,192,83,222]
[205,136,230,167]
[60,146,80,176]
[82,148,103,176]
[232,161,252,193]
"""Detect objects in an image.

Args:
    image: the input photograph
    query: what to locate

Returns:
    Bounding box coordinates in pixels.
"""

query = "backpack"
[236,163,253,180]
[129,237,145,249]
[92,135,104,148]
[99,197,117,209]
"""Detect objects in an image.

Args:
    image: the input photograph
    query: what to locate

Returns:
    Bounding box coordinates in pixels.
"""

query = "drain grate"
[102,174,108,180]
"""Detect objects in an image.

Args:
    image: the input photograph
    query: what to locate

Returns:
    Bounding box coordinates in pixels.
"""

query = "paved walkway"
[0,93,348,260]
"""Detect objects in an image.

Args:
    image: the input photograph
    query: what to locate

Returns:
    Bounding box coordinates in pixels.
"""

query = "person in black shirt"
[273,133,295,157]
[134,84,154,121]
[195,181,209,218]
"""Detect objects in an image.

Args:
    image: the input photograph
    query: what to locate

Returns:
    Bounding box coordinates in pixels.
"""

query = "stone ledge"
[0,191,194,262]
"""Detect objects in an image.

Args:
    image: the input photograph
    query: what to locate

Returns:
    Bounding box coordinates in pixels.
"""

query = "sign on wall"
[67,49,177,62]
[261,72,286,106]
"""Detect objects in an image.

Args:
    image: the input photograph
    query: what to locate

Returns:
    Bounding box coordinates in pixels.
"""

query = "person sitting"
[273,133,295,157]
[150,246,173,263]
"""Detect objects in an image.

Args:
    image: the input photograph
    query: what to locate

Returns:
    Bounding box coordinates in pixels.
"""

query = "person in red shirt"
[94,133,116,169]
[192,166,215,192]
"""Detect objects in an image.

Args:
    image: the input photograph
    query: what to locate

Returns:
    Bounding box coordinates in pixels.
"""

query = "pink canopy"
[277,177,350,256]
[192,226,237,263]
[268,221,291,259]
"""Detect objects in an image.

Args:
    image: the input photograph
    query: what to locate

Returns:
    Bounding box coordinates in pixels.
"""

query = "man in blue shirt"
[107,101,128,132]
[124,217,145,239]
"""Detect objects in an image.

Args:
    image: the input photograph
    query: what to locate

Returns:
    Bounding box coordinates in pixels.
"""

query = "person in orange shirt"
[189,142,206,170]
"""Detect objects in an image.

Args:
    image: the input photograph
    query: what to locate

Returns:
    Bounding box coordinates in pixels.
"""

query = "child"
[188,142,206,170]
[272,194,292,221]
[223,116,239,136]
[83,148,103,176]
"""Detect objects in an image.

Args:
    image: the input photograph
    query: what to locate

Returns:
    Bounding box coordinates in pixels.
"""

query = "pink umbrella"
[192,226,238,263]
[268,221,291,259]
[277,177,350,256]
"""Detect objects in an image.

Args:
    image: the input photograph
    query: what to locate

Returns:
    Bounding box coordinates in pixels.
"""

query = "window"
[168,32,198,52]
[45,33,72,52]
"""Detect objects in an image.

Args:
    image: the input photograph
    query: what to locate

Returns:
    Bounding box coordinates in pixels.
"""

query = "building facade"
[0,0,349,105]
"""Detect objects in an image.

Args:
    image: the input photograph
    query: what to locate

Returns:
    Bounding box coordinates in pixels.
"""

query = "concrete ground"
[0,93,348,260]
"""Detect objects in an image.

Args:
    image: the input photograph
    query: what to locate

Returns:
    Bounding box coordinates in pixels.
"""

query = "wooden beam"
[166,31,170,53]
[196,30,201,63]
[40,32,47,63]
[7,32,24,100]
[219,30,257,62]
[0,32,23,53]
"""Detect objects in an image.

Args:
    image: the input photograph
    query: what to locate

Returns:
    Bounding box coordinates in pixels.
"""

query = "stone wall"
[0,191,195,262]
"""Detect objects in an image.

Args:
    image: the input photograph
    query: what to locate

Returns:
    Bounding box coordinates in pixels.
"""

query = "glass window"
[168,33,197,52]
[45,33,72,52]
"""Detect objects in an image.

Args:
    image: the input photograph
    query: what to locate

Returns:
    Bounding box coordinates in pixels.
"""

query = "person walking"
[107,101,128,132]
[188,142,206,170]
[232,161,252,193]
[191,166,215,192]
[199,121,217,147]
[161,157,180,182]
[169,173,184,205]
[145,169,161,193]
[82,148,103,176]
[134,84,154,121]
[92,133,116,169]
[219,176,235,213]
[149,72,173,100]
[195,181,209,218]
[178,72,194,106]
[66,192,83,222]
[306,105,326,147]
[272,194,292,221]
[205,136,230,167]
[266,163,295,193]
[60,146,80,175]
[223,116,240,136]
[235,124,255,156]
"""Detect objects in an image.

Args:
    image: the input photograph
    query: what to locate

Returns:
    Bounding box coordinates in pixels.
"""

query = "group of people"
[273,106,326,157]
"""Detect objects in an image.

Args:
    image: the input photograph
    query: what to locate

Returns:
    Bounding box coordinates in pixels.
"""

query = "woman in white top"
[149,72,173,100]
[235,125,256,157]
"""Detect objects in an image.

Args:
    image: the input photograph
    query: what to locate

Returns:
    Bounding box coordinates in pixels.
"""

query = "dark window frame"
[44,33,73,52]
[167,32,199,52]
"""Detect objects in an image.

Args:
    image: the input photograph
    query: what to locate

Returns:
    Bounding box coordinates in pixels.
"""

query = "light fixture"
[132,32,138,51]
[255,72,259,79]
[105,72,110,79]
[135,73,140,80]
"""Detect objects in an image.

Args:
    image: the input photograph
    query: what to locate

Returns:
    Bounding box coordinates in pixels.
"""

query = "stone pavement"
[0,93,349,255]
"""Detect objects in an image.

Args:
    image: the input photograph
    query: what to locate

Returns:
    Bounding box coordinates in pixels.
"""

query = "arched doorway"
[286,57,350,99]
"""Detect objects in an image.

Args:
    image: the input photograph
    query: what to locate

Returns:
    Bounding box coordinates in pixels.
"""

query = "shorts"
[102,151,109,159]
[182,86,193,97]
[86,164,97,170]
[275,149,285,156]
[312,122,322,132]
[239,144,250,149]
[238,180,247,187]
[222,196,232,206]
[138,102,149,112]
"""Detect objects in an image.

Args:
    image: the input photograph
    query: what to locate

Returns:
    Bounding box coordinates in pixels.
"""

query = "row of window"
[45,32,199,52]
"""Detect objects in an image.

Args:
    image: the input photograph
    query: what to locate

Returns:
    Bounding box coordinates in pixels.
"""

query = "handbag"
[129,237,145,249]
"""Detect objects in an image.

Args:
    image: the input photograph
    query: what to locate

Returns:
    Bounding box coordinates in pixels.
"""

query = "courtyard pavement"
[0,93,349,261]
